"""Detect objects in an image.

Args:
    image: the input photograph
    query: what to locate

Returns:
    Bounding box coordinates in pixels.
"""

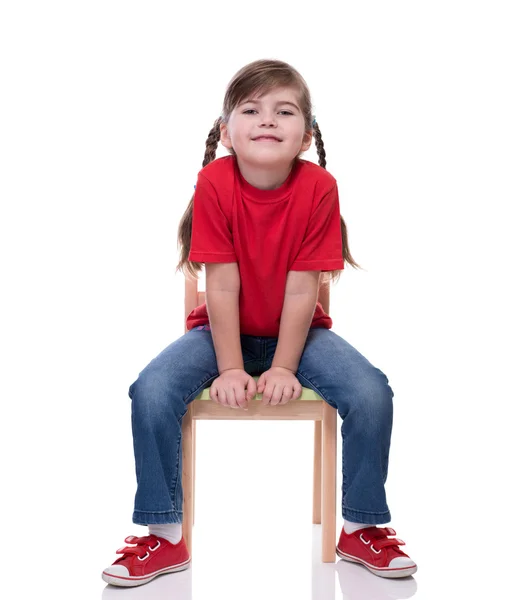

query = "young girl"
[102,58,417,586]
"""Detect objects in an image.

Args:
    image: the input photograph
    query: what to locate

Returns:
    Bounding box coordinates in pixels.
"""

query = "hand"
[210,369,257,410]
[256,367,302,406]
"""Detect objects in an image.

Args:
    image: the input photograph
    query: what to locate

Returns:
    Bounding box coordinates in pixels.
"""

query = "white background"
[1,1,521,598]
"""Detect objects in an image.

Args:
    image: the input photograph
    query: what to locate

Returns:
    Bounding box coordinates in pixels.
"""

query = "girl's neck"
[235,156,296,191]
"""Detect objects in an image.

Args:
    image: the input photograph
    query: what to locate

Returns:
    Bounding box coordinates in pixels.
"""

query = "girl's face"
[220,86,313,167]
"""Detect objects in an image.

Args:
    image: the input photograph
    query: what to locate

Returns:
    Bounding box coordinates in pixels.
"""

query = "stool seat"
[195,376,324,401]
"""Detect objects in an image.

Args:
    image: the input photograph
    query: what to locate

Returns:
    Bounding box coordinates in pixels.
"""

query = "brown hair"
[176,58,362,285]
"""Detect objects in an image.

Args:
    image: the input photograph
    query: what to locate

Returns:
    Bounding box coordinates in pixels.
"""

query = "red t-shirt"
[187,155,344,336]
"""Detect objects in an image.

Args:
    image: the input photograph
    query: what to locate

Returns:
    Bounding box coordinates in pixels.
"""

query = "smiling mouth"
[254,137,281,142]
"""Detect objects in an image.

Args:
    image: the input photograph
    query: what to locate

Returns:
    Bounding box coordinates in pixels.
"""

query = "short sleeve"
[290,183,344,271]
[188,173,237,263]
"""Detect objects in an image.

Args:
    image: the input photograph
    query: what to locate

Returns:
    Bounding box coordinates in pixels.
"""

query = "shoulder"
[199,156,235,182]
[296,159,337,193]
[196,157,235,210]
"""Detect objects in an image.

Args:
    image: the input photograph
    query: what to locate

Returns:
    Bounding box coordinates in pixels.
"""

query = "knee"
[350,367,393,423]
[128,369,183,426]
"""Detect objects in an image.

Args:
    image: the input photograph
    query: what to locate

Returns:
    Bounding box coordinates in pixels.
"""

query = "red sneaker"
[336,526,417,578]
[102,534,191,587]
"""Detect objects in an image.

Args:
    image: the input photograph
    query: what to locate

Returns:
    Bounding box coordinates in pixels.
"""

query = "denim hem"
[342,506,391,524]
[133,509,183,525]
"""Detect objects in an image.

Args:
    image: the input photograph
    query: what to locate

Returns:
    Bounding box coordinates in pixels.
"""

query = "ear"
[220,122,232,149]
[300,129,314,152]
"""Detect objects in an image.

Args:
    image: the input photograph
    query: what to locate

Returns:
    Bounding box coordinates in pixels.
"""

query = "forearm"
[272,292,317,373]
[206,290,243,374]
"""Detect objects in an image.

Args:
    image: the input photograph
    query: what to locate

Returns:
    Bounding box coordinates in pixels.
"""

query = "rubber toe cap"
[389,556,416,568]
[103,565,130,577]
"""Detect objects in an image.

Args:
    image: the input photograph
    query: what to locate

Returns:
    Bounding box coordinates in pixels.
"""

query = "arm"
[271,270,321,374]
[206,262,243,375]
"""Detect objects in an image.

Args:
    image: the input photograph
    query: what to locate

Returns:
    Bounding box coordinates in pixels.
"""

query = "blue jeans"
[129,327,394,525]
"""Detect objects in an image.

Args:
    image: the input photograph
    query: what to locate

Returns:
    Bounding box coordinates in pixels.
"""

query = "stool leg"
[192,419,196,525]
[321,403,337,562]
[182,407,194,559]
[313,420,322,524]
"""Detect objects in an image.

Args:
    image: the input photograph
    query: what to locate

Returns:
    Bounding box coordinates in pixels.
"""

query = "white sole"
[336,547,417,578]
[102,558,191,587]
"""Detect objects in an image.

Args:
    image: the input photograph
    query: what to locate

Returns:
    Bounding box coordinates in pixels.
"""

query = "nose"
[258,112,276,127]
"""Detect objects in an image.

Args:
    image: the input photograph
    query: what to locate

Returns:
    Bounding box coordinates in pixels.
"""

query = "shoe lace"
[358,526,406,552]
[115,535,162,561]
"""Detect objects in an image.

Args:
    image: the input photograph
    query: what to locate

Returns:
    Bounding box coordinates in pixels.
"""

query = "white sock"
[148,523,183,545]
[343,520,373,535]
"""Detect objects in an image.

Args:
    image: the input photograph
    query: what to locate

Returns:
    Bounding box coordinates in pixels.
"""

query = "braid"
[311,122,327,169]
[175,118,222,279]
[202,117,222,167]
[312,119,362,283]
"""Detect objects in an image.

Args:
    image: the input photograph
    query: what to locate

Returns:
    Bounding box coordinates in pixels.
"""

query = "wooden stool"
[181,275,337,562]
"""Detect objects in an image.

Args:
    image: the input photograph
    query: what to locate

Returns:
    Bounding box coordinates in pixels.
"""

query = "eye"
[242,109,294,115]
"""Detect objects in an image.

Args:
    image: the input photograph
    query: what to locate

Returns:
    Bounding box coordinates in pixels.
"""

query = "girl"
[102,58,417,586]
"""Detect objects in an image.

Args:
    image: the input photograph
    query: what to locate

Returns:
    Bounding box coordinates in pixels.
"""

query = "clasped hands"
[209,366,302,410]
